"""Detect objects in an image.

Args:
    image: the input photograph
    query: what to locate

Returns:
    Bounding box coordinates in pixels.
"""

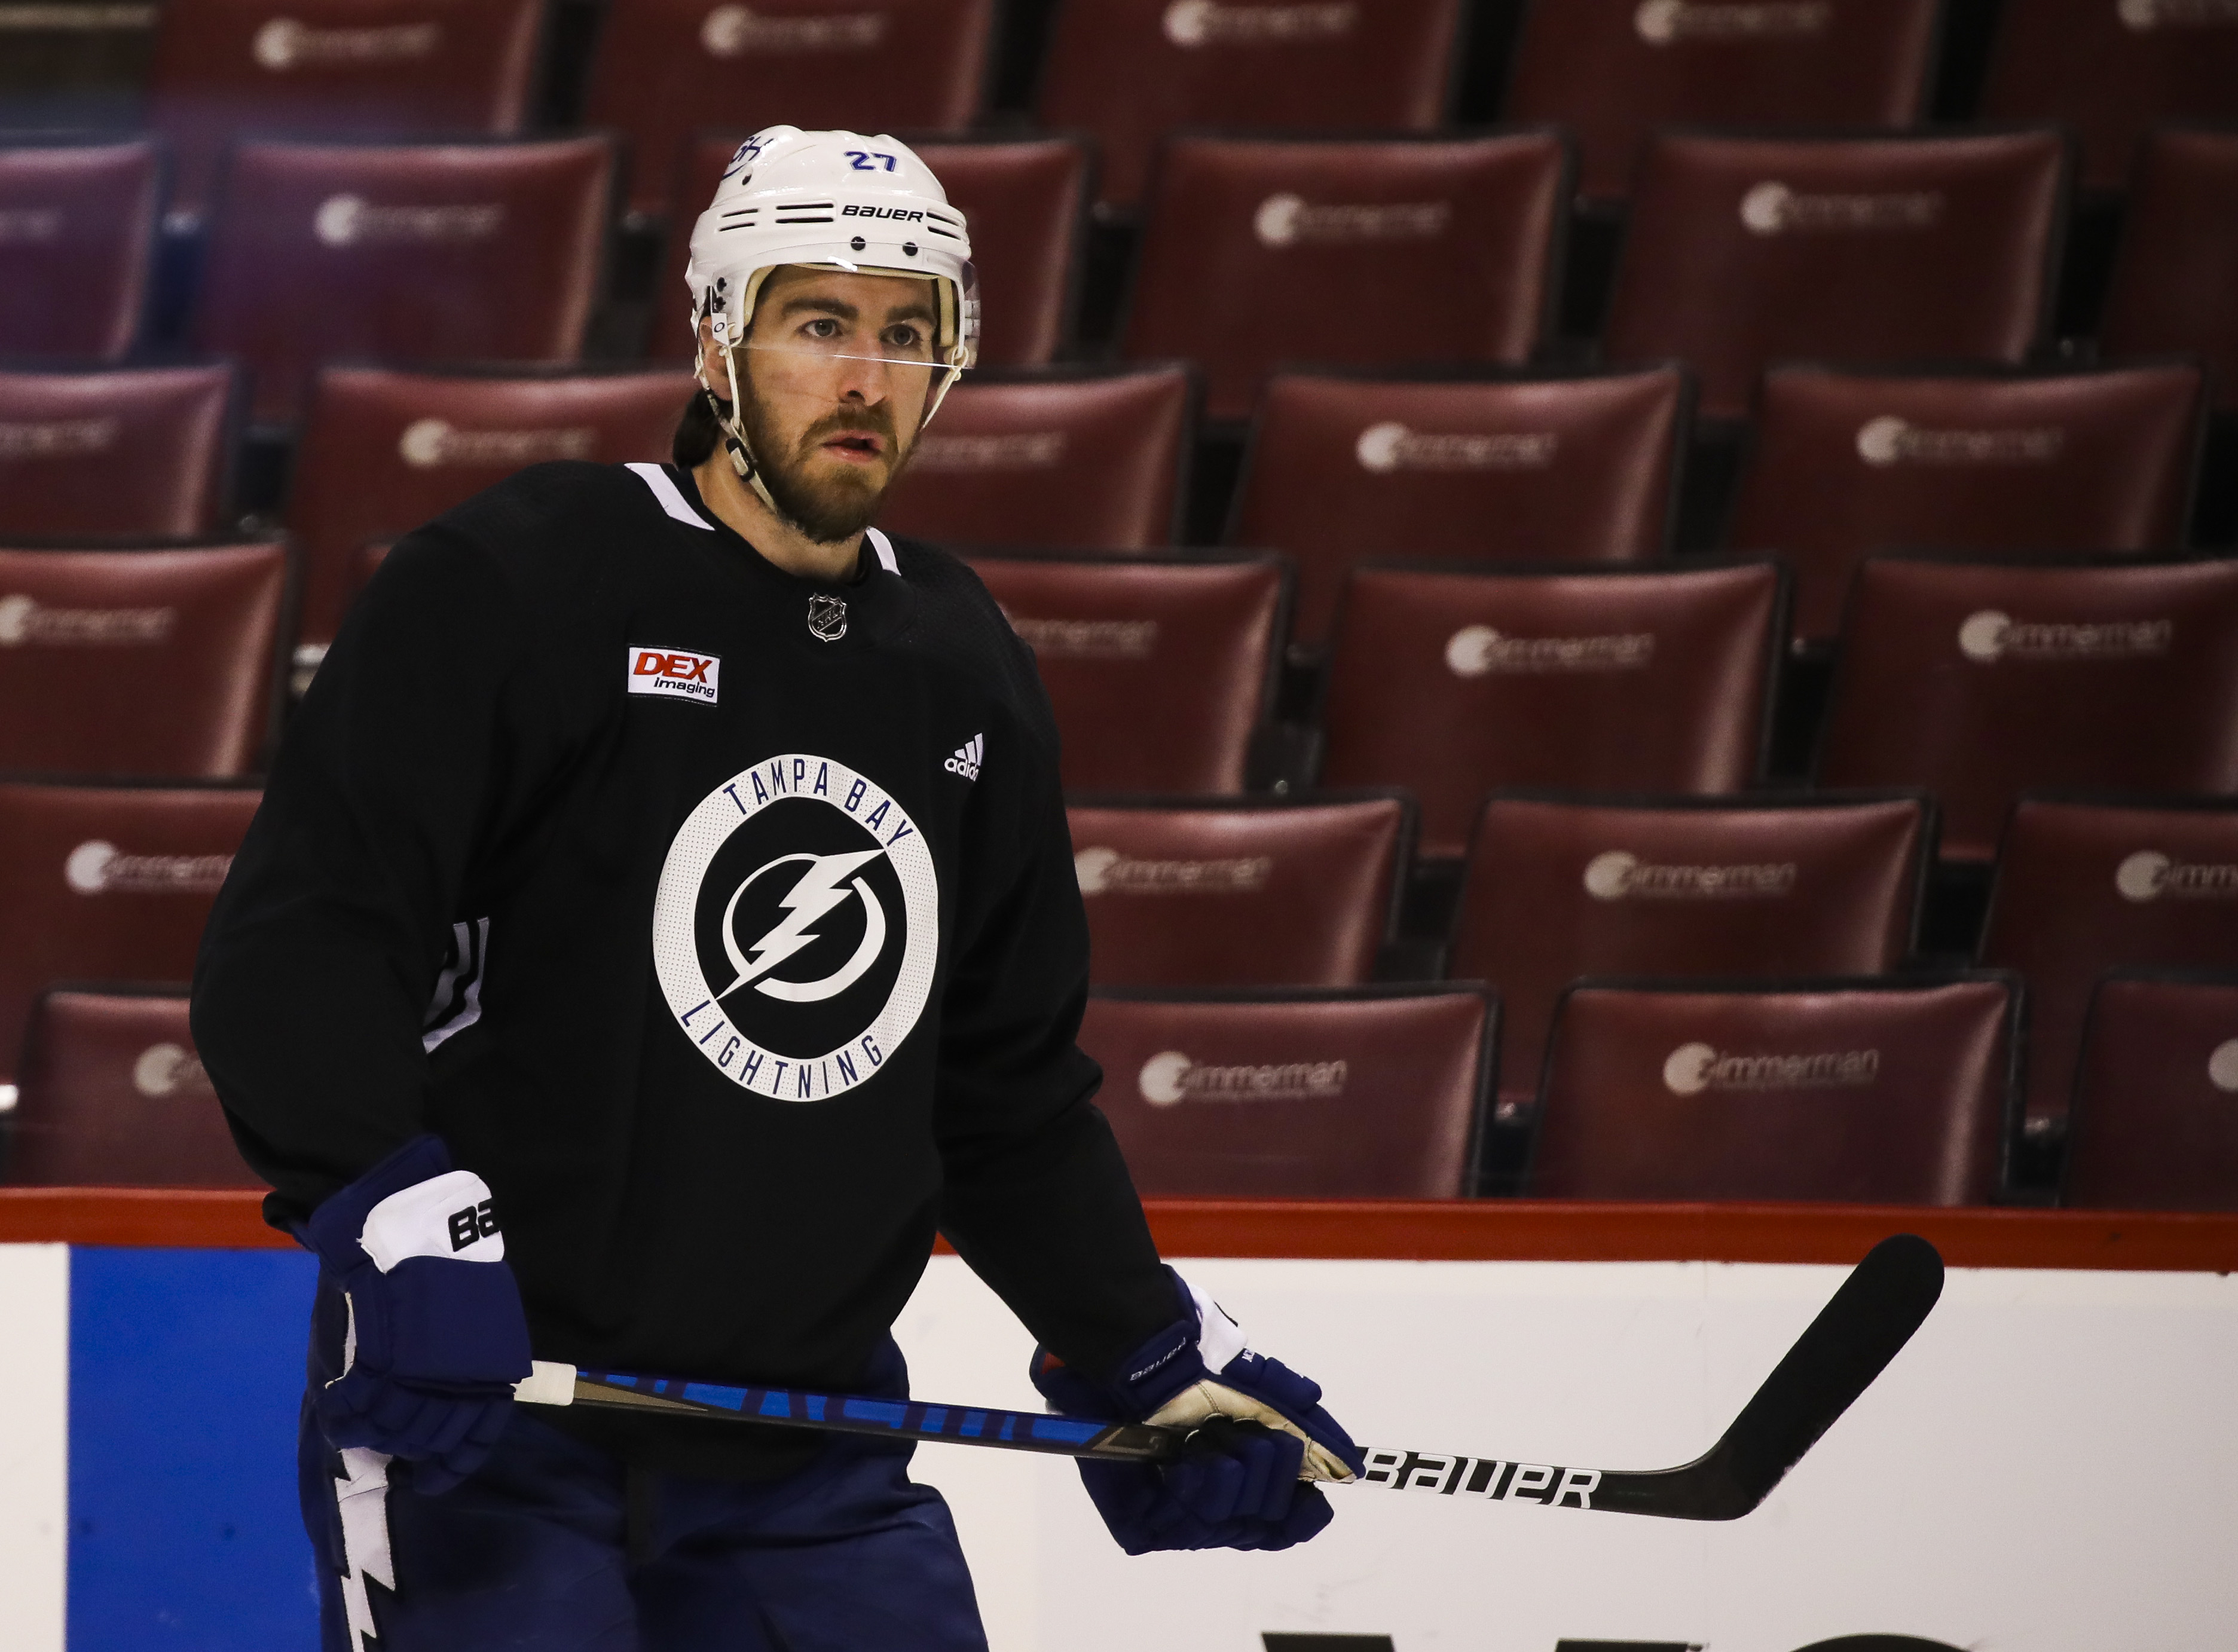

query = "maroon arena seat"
[971,553,1285,794]
[2101,128,2238,411]
[1227,367,1687,653]
[1451,791,1930,1122]
[1079,985,1494,1197]
[1125,135,1567,422]
[1506,0,1940,203]
[147,0,547,220]
[0,365,237,538]
[657,134,1089,367]
[1529,977,2017,1203]
[194,137,616,424]
[1068,793,1411,987]
[0,782,261,1093]
[0,543,288,778]
[2065,969,2238,1210]
[1319,561,1783,858]
[1728,364,2205,645]
[8,989,260,1186]
[585,0,992,221]
[877,366,1193,552]
[1980,0,2238,193]
[1038,0,1463,213]
[1604,131,2068,420]
[286,366,690,660]
[1817,556,2238,862]
[1978,798,2238,1133]
[0,137,161,361]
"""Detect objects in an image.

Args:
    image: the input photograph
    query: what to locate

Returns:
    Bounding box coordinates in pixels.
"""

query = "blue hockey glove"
[301,1134,532,1495]
[1029,1269,1363,1555]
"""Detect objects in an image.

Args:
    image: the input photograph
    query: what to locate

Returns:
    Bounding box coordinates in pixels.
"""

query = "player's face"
[733,266,941,544]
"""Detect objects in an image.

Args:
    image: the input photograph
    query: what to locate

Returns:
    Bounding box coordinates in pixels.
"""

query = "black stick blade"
[1593,1234,1945,1520]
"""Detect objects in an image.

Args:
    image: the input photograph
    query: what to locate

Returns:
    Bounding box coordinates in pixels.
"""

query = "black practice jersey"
[192,460,1175,1477]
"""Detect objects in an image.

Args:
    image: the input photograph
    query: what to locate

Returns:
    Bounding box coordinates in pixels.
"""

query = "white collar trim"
[627,462,714,531]
[864,527,899,574]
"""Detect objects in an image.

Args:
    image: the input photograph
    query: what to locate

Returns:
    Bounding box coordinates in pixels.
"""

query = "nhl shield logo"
[653,754,939,1101]
[806,594,848,643]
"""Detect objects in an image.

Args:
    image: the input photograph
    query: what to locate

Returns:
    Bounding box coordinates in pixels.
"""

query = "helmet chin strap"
[701,332,788,524]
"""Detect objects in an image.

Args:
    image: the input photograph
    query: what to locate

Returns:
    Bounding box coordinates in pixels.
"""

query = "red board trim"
[2,1189,2234,1272]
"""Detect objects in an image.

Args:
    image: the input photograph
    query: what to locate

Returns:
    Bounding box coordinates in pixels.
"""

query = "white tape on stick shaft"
[514,1361,577,1406]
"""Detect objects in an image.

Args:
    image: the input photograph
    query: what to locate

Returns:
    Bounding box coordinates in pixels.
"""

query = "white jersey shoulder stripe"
[627,462,715,531]
[864,527,900,575]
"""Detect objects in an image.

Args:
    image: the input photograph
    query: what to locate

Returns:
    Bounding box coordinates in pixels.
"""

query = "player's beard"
[739,390,913,546]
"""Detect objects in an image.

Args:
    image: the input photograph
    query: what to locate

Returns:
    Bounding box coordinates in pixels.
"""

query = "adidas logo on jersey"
[944,734,984,781]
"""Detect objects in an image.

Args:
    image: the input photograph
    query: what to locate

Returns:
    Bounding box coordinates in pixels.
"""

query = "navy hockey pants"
[299,1400,989,1651]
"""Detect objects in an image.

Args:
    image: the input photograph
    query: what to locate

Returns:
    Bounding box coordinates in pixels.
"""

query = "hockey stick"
[513,1233,1943,1521]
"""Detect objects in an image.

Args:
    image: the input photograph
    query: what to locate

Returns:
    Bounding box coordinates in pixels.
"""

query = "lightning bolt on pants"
[297,1390,987,1650]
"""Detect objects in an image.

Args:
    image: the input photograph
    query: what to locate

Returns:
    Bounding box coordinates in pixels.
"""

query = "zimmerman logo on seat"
[1139,1050,1348,1105]
[653,754,938,1102]
[314,195,505,248]
[1255,194,1451,248]
[65,840,231,894]
[253,17,441,69]
[1355,423,1557,473]
[2117,0,2238,27]
[0,209,64,244]
[1076,847,1274,895]
[910,432,1067,472]
[1164,0,1356,46]
[628,647,720,704]
[1740,182,1943,235]
[1007,615,1160,659]
[2114,851,2238,903]
[0,417,117,457]
[700,5,886,55]
[1583,851,1797,900]
[1856,417,2065,467]
[1635,0,1830,42]
[1956,611,2172,663]
[1662,1041,1881,1094]
[1446,625,1655,676]
[399,419,596,469]
[0,594,173,647]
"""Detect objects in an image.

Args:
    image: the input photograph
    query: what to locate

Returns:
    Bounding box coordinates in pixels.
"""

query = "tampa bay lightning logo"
[654,754,937,1101]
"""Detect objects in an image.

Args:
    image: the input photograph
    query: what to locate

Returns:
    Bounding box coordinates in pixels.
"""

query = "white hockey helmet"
[683,126,977,439]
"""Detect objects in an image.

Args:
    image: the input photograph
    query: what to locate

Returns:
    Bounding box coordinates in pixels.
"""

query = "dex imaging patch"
[627,647,720,704]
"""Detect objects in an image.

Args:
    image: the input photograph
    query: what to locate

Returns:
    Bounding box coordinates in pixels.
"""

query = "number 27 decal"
[846,151,900,172]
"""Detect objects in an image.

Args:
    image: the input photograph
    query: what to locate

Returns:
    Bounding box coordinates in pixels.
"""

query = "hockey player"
[192,126,1361,1650]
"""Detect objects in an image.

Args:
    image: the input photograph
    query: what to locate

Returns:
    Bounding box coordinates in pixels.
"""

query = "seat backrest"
[0,365,237,538]
[2065,969,2238,1210]
[1817,556,2238,861]
[1506,0,1940,201]
[1980,0,2238,192]
[9,989,260,1187]
[1604,131,2068,420]
[287,366,689,653]
[1125,135,1567,421]
[1038,0,1463,212]
[1978,797,2238,1130]
[1079,985,1493,1197]
[0,782,261,1088]
[1530,977,2017,1203]
[0,544,288,778]
[1728,364,2205,643]
[1320,561,1783,858]
[1228,368,1687,651]
[195,137,616,423]
[876,366,1192,552]
[2101,128,2238,412]
[147,0,547,218]
[971,553,1285,793]
[1068,793,1411,987]
[585,0,992,220]
[1453,791,1930,1121]
[0,138,161,361]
